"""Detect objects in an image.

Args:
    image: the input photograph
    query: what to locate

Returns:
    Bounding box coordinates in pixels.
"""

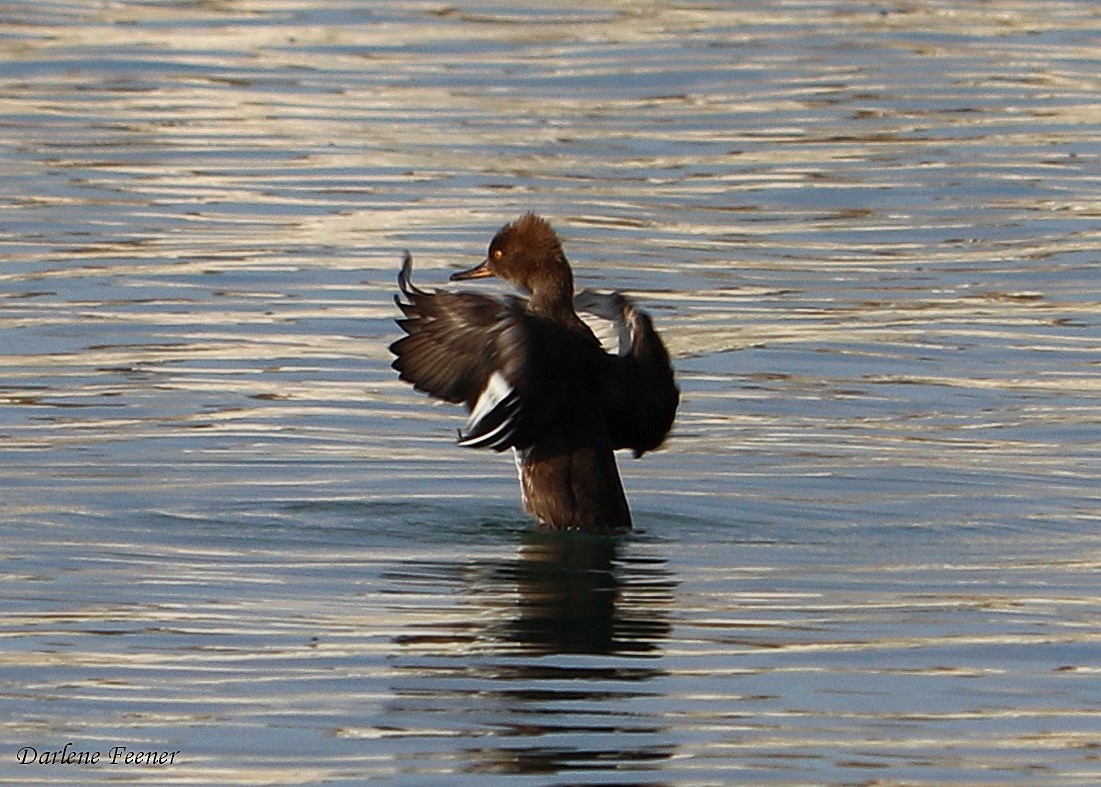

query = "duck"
[390,213,678,533]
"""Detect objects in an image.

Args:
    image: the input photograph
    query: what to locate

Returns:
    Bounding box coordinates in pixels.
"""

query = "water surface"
[2,1,1100,783]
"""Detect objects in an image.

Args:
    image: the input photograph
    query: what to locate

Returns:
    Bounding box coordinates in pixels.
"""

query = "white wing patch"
[457,370,521,450]
[574,289,632,356]
[466,370,510,430]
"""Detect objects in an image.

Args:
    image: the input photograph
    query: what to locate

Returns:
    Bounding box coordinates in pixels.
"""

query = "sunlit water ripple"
[1,1,1099,784]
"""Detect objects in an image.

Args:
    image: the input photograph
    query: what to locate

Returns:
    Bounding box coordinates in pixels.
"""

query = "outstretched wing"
[574,289,680,457]
[390,253,548,450]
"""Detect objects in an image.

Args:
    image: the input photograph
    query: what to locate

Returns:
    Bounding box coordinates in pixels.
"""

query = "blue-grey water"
[2,1,1100,784]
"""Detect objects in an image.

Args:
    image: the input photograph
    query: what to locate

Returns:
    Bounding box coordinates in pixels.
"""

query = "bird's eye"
[492,248,504,260]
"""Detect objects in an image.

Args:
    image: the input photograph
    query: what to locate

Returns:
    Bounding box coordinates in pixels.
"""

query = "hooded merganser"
[390,213,678,533]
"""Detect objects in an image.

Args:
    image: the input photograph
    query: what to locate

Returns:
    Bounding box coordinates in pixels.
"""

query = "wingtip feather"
[397,250,427,298]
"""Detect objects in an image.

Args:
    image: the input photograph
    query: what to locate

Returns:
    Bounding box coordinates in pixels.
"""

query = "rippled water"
[2,1,1100,783]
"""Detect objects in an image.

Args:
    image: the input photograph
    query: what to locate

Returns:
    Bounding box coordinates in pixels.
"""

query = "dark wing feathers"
[391,253,504,406]
[574,292,679,457]
[390,254,544,451]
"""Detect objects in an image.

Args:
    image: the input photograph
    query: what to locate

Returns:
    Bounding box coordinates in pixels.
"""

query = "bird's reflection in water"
[496,529,674,656]
[385,525,678,778]
[475,529,677,776]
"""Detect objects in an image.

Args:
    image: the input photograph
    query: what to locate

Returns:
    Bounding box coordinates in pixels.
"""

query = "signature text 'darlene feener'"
[16,744,180,768]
